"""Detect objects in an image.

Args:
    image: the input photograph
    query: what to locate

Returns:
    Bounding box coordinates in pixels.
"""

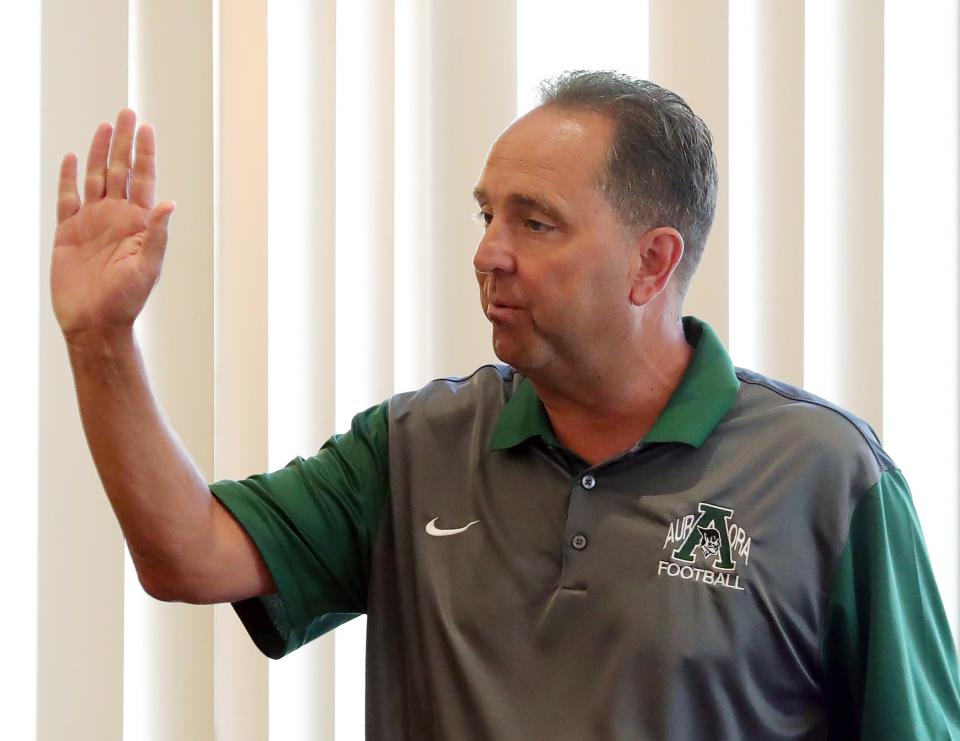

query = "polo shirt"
[210,316,960,740]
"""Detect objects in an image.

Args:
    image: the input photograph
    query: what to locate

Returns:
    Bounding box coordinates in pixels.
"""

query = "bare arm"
[52,109,274,604]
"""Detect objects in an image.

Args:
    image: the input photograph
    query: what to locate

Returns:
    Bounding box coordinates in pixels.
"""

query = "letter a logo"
[671,503,737,571]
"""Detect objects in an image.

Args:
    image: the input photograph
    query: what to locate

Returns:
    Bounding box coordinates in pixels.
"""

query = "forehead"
[474,107,615,201]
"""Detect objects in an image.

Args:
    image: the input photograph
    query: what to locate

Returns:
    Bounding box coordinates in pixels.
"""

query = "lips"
[486,301,523,322]
[485,290,522,309]
[483,283,524,321]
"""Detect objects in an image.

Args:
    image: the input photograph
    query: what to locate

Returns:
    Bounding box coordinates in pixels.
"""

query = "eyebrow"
[472,187,568,227]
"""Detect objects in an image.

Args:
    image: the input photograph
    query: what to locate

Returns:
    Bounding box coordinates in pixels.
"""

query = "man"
[53,71,960,739]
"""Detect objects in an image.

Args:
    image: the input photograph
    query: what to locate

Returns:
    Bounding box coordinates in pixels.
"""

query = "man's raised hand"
[51,108,176,340]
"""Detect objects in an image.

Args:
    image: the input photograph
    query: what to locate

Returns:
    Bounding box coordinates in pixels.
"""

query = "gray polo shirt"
[210,316,960,740]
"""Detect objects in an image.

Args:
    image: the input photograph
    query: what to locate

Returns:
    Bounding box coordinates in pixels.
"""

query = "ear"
[628,227,684,306]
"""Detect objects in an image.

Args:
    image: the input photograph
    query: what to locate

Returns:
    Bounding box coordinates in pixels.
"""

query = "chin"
[492,334,547,374]
[491,333,521,367]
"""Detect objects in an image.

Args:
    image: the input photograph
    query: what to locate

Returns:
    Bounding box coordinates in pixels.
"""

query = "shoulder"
[388,363,518,426]
[728,367,895,486]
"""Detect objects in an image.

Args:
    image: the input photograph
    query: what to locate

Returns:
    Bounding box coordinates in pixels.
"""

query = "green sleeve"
[209,400,390,659]
[822,468,960,739]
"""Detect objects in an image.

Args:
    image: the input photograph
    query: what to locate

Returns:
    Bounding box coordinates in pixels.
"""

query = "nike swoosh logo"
[425,517,480,536]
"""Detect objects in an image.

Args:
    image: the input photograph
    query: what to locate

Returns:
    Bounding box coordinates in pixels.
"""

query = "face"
[472,106,639,377]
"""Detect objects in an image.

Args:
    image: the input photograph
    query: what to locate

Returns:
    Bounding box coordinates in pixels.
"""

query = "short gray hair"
[538,70,718,295]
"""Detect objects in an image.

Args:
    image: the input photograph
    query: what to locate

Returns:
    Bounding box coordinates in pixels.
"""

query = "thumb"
[143,200,176,261]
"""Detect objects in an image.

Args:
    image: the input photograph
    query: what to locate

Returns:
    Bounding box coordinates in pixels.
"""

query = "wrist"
[64,323,138,356]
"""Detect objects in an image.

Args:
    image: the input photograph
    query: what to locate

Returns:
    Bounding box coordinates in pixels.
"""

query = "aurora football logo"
[657,502,751,592]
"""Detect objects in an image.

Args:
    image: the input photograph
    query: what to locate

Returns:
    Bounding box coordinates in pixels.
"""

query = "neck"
[530,310,693,466]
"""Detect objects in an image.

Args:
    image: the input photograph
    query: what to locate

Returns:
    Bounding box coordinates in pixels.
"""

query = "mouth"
[486,302,523,322]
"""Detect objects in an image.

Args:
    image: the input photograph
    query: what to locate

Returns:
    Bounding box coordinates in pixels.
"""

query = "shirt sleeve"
[209,400,390,659]
[822,467,960,739]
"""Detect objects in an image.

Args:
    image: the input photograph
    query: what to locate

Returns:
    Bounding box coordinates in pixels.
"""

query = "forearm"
[66,325,216,598]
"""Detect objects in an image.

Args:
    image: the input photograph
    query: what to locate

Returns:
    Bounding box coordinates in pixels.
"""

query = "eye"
[526,219,554,233]
[474,210,493,228]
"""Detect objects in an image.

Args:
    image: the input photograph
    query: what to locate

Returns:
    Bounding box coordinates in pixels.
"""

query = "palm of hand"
[52,198,155,331]
[51,109,175,338]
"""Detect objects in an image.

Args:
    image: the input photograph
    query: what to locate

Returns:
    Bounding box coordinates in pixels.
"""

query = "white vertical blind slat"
[395,0,437,392]
[266,0,337,472]
[803,0,884,430]
[124,0,216,738]
[515,0,649,116]
[729,0,804,384]
[334,0,396,425]
[0,3,39,739]
[38,2,128,739]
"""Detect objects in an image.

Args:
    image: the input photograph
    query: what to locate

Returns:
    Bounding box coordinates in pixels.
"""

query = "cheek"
[475,273,489,300]
[522,261,571,310]
[552,260,629,326]
[518,245,627,319]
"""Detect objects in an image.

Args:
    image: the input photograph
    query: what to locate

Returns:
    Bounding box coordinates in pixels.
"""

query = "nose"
[473,220,516,276]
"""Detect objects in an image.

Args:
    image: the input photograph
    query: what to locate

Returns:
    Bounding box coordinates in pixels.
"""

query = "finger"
[84,123,113,201]
[57,153,81,223]
[130,124,156,209]
[105,108,137,199]
[143,201,176,263]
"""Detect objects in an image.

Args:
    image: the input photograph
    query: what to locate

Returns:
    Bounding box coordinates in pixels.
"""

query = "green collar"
[489,316,740,452]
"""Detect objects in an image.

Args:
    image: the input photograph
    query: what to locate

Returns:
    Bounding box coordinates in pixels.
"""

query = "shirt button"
[571,533,588,550]
[581,474,596,490]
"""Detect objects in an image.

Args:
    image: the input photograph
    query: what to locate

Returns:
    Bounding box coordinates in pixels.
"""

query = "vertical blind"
[2,0,956,738]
